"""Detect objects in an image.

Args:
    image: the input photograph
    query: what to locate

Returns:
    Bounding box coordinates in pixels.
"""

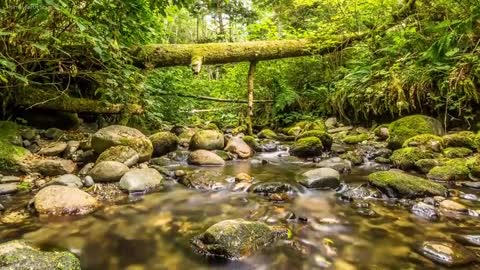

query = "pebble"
[439,200,468,212]
[83,176,94,187]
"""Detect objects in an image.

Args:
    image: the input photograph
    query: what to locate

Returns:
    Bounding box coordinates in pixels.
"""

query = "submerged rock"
[0,240,80,269]
[250,181,299,195]
[191,219,288,259]
[417,241,475,267]
[411,202,439,221]
[299,168,340,189]
[367,170,447,198]
[291,137,323,157]
[316,157,351,172]
[189,130,224,150]
[95,145,139,167]
[387,115,444,149]
[149,131,179,157]
[33,185,99,216]
[188,150,226,166]
[89,161,129,182]
[179,170,228,191]
[91,125,153,162]
[452,234,480,247]
[119,168,163,193]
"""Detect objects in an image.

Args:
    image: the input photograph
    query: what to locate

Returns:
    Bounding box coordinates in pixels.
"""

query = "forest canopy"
[1,0,479,130]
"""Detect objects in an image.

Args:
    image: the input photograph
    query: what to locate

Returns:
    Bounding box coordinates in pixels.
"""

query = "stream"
[1,149,480,269]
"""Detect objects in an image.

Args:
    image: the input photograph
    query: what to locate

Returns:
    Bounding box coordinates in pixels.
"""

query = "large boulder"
[224,137,252,158]
[91,125,153,162]
[0,121,30,174]
[188,150,225,166]
[119,168,163,193]
[89,161,129,182]
[191,219,288,259]
[387,115,444,149]
[33,185,99,216]
[299,168,340,189]
[367,170,447,198]
[189,130,224,150]
[95,145,139,167]
[149,131,179,157]
[290,137,323,157]
[32,159,76,176]
[0,240,81,269]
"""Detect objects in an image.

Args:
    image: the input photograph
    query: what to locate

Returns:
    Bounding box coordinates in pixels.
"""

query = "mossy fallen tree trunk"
[13,88,144,114]
[157,92,272,103]
[133,34,366,70]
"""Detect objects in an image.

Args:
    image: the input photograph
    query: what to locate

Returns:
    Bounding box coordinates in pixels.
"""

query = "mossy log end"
[14,88,144,114]
[133,35,365,69]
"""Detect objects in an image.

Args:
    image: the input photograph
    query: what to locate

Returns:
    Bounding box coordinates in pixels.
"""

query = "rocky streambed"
[0,115,480,269]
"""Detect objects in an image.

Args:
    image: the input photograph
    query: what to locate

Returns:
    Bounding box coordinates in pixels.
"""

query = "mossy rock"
[415,159,440,174]
[290,137,323,157]
[390,147,434,170]
[257,129,277,139]
[189,130,224,150]
[427,159,469,181]
[304,119,327,133]
[342,133,370,144]
[242,135,261,151]
[387,115,444,149]
[149,131,179,157]
[368,170,447,198]
[91,125,153,162]
[467,155,480,178]
[0,121,30,173]
[96,145,139,167]
[340,151,363,165]
[443,131,476,149]
[285,126,302,136]
[0,240,81,269]
[402,134,443,152]
[442,147,473,158]
[191,219,288,259]
[297,130,333,150]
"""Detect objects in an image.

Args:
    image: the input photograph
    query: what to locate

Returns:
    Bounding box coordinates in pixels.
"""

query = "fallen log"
[157,92,272,103]
[133,34,365,71]
[13,88,144,114]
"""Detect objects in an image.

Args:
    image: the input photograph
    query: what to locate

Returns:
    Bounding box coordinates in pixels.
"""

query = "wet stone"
[0,183,18,195]
[250,182,299,195]
[417,241,476,267]
[452,234,480,247]
[316,157,352,172]
[461,181,480,189]
[439,200,467,212]
[0,176,21,183]
[83,175,94,187]
[411,202,439,221]
[299,168,340,189]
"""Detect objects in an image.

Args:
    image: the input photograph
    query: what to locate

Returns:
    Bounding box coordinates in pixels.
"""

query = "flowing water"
[1,152,480,270]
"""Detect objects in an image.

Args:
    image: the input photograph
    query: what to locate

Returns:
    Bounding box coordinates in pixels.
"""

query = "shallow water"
[1,153,480,270]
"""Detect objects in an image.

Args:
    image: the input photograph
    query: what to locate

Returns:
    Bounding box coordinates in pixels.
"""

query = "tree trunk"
[156,92,272,103]
[13,88,144,114]
[246,61,257,136]
[133,34,364,69]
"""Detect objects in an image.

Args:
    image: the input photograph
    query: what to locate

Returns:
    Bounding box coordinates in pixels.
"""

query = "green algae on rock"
[191,219,288,259]
[402,134,443,152]
[387,115,444,149]
[290,137,323,157]
[390,147,434,170]
[342,133,370,144]
[0,121,30,174]
[0,240,80,270]
[368,170,447,198]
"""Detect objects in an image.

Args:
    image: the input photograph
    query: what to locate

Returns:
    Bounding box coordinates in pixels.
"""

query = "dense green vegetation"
[1,0,479,130]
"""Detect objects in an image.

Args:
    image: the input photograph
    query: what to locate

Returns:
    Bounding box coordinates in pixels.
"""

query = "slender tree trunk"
[246,61,257,135]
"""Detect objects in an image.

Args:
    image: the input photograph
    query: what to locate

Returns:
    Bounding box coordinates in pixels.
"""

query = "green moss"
[340,150,363,165]
[304,119,327,133]
[297,130,333,150]
[258,128,277,139]
[402,134,443,151]
[373,124,389,136]
[242,135,260,151]
[149,131,179,157]
[427,159,469,181]
[467,155,480,178]
[285,126,302,136]
[442,147,473,158]
[290,137,323,157]
[414,158,440,174]
[342,133,370,144]
[443,131,476,149]
[387,115,444,149]
[368,170,447,198]
[0,121,29,173]
[390,147,434,170]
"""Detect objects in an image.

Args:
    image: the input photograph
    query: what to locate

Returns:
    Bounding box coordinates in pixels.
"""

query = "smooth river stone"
[417,241,475,267]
